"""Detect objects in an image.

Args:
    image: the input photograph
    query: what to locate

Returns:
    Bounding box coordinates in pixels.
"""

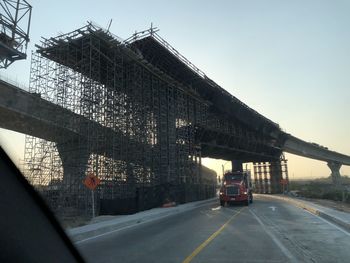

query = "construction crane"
[0,0,32,68]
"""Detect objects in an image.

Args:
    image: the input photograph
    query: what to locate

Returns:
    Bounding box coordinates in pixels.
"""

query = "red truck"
[219,171,253,206]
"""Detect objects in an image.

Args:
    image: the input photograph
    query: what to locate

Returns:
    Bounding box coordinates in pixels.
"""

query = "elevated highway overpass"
[283,134,350,184]
[283,135,350,166]
[127,27,350,183]
[1,77,349,185]
[1,23,349,216]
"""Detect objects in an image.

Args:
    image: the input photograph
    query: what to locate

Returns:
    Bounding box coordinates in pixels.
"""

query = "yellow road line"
[182,207,245,263]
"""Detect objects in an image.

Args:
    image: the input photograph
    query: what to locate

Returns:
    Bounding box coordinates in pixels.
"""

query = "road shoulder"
[262,194,350,232]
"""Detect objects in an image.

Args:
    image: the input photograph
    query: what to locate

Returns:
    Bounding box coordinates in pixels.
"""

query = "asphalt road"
[77,195,350,263]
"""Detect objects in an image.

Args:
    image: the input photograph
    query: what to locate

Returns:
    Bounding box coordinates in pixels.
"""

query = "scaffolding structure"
[24,23,215,217]
[23,22,286,219]
[253,154,288,194]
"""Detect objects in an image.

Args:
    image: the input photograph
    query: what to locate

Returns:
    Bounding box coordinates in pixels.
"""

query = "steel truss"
[0,0,32,68]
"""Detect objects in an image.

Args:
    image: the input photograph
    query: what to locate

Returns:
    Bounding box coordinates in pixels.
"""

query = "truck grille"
[226,185,239,196]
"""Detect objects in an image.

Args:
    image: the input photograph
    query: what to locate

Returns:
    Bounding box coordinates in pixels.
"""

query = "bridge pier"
[327,162,342,186]
[57,140,91,214]
[269,161,282,194]
[231,160,243,172]
[57,141,90,187]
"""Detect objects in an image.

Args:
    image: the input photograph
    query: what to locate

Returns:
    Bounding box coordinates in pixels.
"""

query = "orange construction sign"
[83,173,100,190]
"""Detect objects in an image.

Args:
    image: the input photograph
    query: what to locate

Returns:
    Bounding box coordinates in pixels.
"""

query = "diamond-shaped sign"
[83,173,100,190]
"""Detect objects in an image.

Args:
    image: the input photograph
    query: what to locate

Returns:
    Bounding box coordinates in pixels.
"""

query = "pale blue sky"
[1,0,350,178]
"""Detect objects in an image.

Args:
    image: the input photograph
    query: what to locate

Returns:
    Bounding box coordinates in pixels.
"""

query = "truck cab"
[219,171,253,206]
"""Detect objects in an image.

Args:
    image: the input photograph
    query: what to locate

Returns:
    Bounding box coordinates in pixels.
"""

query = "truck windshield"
[224,173,243,181]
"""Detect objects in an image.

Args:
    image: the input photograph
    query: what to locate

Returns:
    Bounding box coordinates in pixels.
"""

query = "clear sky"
[1,0,350,179]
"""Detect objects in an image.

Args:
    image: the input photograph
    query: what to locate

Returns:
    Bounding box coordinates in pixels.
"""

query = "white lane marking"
[200,210,213,218]
[211,206,221,211]
[249,209,297,262]
[269,206,276,212]
[303,209,350,237]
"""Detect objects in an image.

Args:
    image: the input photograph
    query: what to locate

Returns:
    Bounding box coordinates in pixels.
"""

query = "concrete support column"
[231,160,243,172]
[269,161,282,194]
[262,163,269,193]
[327,162,342,186]
[57,140,90,194]
[195,146,202,183]
[194,145,203,199]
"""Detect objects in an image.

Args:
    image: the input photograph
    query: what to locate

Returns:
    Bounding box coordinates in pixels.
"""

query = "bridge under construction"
[19,23,284,217]
[0,22,346,218]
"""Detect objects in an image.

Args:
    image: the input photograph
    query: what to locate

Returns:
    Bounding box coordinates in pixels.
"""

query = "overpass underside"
[23,24,285,217]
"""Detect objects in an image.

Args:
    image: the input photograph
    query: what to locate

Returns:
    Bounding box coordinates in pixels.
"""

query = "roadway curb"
[67,197,217,243]
[264,195,350,232]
